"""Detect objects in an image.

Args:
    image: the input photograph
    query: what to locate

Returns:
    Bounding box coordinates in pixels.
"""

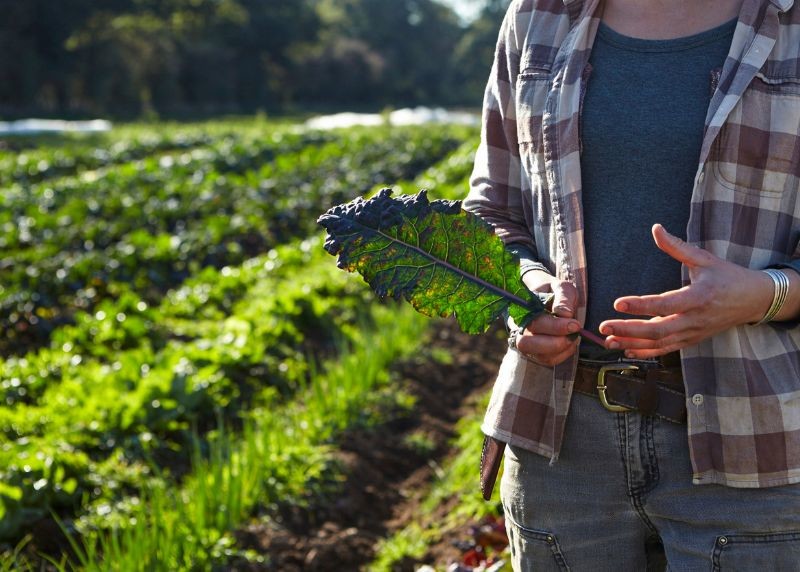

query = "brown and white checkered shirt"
[465,0,800,487]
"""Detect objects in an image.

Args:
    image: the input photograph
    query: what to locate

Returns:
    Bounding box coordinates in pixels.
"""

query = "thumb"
[652,224,713,267]
[551,280,578,318]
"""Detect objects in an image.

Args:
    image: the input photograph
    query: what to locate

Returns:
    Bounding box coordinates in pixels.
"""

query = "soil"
[231,319,507,571]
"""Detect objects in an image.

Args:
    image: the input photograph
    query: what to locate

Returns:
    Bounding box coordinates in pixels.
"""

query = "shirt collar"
[770,0,794,12]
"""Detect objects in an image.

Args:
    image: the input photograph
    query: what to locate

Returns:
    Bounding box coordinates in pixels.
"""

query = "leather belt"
[574,355,686,424]
[479,353,686,501]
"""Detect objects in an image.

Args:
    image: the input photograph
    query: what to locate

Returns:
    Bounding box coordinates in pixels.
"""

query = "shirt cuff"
[770,261,800,278]
[506,243,550,279]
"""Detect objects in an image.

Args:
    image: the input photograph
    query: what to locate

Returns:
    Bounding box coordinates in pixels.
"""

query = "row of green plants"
[0,237,372,540]
[0,130,477,453]
[0,130,214,187]
[61,303,429,571]
[0,124,472,355]
[0,121,481,568]
[0,249,432,568]
[0,118,296,186]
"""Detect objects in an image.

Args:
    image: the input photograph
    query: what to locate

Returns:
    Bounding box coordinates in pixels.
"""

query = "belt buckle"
[597,364,638,413]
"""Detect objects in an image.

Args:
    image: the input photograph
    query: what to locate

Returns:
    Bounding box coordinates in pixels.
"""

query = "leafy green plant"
[318,189,546,334]
[0,237,372,540]
[59,303,428,571]
[319,189,604,344]
[0,125,471,355]
[0,121,483,566]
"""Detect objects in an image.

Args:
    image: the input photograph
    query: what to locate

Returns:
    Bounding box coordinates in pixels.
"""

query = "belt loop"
[659,351,681,368]
[637,370,659,416]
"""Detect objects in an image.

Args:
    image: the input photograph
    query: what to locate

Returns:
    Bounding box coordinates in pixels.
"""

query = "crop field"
[0,118,507,571]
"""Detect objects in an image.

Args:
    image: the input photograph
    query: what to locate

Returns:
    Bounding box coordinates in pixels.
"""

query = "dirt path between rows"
[232,319,506,571]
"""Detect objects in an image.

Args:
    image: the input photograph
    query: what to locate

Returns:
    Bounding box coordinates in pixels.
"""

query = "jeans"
[501,393,800,571]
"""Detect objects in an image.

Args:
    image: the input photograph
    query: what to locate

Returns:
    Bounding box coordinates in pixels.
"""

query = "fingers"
[516,331,579,366]
[651,224,715,268]
[520,272,578,318]
[515,312,581,366]
[551,280,578,318]
[600,314,685,341]
[614,286,696,317]
[521,269,558,294]
[512,276,581,367]
[529,312,581,336]
[600,315,693,358]
[516,331,576,357]
[617,347,681,360]
[547,343,581,366]
[604,334,685,353]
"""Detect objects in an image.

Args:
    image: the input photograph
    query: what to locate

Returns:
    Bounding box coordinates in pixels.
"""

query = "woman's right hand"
[513,270,581,367]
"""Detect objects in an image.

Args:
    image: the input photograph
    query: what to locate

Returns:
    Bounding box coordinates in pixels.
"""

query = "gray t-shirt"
[579,18,735,358]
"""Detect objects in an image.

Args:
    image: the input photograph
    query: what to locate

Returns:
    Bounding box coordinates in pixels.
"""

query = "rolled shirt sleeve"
[507,242,550,279]
[463,1,539,258]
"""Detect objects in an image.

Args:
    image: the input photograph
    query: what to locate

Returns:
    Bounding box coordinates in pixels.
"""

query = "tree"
[0,0,509,116]
[0,0,97,115]
[449,0,511,105]
[295,0,462,106]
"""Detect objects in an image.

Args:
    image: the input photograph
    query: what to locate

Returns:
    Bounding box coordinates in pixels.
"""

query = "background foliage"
[0,117,490,569]
[0,2,514,566]
[0,0,511,118]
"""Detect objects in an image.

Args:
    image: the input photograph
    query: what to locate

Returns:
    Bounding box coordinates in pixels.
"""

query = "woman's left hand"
[599,224,780,359]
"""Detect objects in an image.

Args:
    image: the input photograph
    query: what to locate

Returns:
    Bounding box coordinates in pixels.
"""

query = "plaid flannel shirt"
[465,0,800,487]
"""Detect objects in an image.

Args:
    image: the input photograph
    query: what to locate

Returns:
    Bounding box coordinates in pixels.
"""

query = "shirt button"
[692,394,704,406]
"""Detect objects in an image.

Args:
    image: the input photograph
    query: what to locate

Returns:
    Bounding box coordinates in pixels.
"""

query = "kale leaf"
[317,189,548,334]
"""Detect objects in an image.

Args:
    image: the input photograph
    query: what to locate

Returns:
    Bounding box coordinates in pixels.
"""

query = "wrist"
[522,269,557,293]
[747,269,777,325]
[749,267,800,325]
[772,267,800,322]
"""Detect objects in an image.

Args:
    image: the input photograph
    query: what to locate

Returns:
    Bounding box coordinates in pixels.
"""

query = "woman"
[465,0,800,568]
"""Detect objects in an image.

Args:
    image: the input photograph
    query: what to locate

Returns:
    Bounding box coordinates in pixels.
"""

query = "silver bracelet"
[755,269,790,325]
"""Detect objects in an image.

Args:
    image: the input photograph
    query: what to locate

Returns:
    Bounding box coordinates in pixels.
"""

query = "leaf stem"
[374,228,535,310]
[579,328,606,347]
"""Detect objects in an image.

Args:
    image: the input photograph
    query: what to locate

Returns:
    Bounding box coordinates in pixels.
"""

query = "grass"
[369,391,503,571]
[370,523,433,572]
[0,119,483,569]
[45,303,431,570]
[403,430,438,457]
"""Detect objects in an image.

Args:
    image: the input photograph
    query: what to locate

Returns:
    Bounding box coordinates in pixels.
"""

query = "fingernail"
[567,322,579,333]
[600,325,613,335]
[616,302,628,312]
[609,341,620,350]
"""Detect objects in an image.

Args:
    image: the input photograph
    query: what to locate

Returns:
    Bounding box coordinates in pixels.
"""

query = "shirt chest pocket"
[712,74,800,195]
[516,67,552,176]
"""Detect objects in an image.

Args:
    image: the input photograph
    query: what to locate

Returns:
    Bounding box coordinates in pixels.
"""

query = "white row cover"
[0,119,112,136]
[305,107,479,130]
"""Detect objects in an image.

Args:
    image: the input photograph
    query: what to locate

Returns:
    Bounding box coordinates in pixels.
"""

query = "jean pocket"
[711,530,800,571]
[506,518,570,571]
